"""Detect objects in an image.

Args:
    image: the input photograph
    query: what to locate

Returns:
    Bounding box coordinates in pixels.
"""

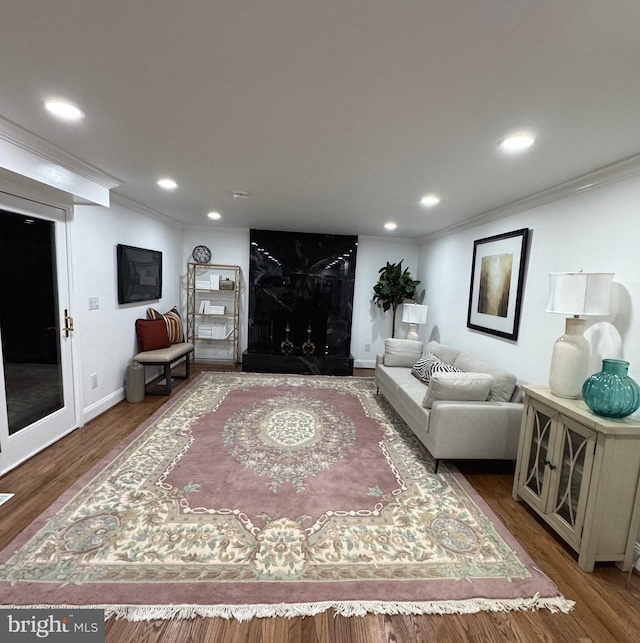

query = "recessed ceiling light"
[233,191,249,199]
[384,222,397,231]
[207,211,221,220]
[157,178,178,190]
[498,133,535,152]
[420,194,441,207]
[44,99,85,122]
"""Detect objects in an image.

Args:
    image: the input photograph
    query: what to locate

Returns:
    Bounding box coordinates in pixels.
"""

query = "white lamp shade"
[402,303,428,325]
[545,272,614,316]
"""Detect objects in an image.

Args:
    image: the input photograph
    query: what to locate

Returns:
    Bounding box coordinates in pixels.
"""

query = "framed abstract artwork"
[467,228,529,341]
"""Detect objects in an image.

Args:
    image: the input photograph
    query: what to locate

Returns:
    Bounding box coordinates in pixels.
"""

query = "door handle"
[64,309,74,337]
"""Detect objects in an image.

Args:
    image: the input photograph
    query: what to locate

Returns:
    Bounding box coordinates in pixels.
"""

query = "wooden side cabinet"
[512,385,640,571]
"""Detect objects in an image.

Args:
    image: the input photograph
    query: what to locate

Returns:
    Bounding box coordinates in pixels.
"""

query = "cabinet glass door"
[550,417,596,543]
[524,403,554,500]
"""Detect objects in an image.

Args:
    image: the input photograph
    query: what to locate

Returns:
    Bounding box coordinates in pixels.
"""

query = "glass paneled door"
[0,194,77,474]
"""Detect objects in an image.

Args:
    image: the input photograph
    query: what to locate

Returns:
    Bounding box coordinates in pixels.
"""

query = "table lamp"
[402,303,428,341]
[546,272,614,398]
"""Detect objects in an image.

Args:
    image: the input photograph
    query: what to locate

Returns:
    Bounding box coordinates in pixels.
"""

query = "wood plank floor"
[1,364,639,642]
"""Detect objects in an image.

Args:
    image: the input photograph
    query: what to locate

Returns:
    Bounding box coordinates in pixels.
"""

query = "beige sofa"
[375,339,523,472]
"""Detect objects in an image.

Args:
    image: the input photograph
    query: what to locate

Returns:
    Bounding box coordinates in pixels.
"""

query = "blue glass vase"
[582,359,640,418]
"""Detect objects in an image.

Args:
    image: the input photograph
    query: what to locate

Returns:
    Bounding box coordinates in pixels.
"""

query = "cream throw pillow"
[383,338,423,367]
[422,372,494,409]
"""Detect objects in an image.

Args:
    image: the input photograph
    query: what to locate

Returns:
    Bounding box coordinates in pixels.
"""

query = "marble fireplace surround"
[242,229,357,375]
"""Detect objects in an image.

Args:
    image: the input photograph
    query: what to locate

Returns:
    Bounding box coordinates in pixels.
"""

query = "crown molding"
[110,193,186,230]
[358,234,418,242]
[0,116,122,206]
[419,153,640,244]
[0,116,122,189]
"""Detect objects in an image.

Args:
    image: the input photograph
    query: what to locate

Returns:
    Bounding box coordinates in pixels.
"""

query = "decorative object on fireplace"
[280,321,294,355]
[302,323,316,355]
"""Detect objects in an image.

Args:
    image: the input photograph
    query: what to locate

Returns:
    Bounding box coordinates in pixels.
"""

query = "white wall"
[73,202,184,420]
[418,174,640,388]
[418,174,640,572]
[352,237,419,368]
[67,222,420,419]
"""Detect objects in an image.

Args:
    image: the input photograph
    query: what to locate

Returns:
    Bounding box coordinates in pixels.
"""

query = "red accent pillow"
[135,319,171,352]
[147,306,185,344]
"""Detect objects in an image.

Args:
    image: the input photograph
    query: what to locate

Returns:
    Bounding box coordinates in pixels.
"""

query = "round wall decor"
[192,245,212,264]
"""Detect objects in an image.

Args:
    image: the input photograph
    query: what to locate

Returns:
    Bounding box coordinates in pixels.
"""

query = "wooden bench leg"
[162,363,173,394]
[144,364,172,395]
[170,355,191,381]
[143,352,193,396]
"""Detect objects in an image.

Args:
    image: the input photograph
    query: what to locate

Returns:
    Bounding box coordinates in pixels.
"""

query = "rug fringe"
[3,595,574,621]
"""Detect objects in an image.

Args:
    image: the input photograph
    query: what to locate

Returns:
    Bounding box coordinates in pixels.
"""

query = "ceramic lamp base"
[405,323,419,341]
[549,317,589,398]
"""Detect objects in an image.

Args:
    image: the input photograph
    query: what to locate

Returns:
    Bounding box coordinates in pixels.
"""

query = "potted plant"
[372,260,421,337]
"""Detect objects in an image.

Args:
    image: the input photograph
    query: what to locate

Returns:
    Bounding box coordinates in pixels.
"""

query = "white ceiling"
[1,1,639,238]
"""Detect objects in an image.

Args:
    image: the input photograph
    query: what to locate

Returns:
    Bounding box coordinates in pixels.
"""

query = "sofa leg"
[434,459,440,474]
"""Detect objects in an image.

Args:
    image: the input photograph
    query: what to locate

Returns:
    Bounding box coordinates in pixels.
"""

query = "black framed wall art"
[466,228,529,341]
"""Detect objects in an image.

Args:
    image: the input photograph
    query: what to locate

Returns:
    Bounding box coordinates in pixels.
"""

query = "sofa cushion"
[395,380,433,426]
[452,352,517,403]
[425,341,461,366]
[384,338,423,367]
[422,371,494,409]
[147,306,185,344]
[135,318,171,352]
[377,363,419,394]
[412,353,461,383]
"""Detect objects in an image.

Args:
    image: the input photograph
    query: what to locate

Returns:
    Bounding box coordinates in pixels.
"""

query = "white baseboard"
[635,541,640,572]
[354,358,376,369]
[82,387,125,423]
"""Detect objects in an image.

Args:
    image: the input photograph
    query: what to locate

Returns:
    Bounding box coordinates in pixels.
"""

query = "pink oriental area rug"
[0,373,573,620]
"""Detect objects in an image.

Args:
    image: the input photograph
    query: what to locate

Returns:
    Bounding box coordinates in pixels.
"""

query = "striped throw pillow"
[412,352,460,383]
[147,306,184,344]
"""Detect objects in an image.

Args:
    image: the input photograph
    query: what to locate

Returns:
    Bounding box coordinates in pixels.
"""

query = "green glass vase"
[582,359,640,418]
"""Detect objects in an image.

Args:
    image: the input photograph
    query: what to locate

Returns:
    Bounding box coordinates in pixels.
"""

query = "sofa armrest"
[427,401,524,460]
[376,353,384,367]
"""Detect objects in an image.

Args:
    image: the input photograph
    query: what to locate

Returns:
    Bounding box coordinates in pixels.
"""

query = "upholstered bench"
[134,342,194,395]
